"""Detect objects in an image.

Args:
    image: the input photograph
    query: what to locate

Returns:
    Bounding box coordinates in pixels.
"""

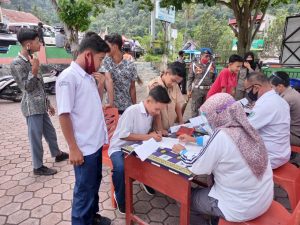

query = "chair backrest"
[103,108,119,141]
[289,201,300,225]
[291,145,300,154]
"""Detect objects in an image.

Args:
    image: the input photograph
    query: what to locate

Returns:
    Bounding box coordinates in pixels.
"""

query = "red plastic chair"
[218,200,300,225]
[292,145,300,154]
[102,108,119,208]
[273,162,300,211]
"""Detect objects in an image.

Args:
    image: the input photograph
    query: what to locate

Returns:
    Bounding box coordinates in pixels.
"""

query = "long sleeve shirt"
[10,55,49,117]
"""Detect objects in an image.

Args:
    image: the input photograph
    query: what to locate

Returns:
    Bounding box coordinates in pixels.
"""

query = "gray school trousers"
[26,113,60,169]
[190,187,225,225]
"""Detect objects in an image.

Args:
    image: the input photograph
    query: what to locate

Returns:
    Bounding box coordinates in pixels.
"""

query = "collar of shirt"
[138,101,149,117]
[280,86,292,98]
[257,89,276,104]
[70,61,92,78]
[18,52,29,62]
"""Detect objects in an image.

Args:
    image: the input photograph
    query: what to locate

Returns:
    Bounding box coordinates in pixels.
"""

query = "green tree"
[263,10,288,57]
[160,0,292,55]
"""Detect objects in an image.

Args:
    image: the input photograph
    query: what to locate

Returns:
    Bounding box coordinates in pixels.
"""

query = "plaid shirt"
[10,54,49,117]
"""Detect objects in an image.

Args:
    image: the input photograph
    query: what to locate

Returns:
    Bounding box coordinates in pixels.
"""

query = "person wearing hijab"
[236,52,261,100]
[173,93,273,225]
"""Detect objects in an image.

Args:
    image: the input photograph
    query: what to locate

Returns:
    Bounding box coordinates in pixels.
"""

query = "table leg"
[125,174,134,225]
[180,182,191,225]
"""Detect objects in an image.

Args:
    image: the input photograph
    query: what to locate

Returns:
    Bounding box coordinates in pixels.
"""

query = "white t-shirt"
[248,90,290,169]
[190,130,274,222]
[56,61,108,156]
[108,102,153,156]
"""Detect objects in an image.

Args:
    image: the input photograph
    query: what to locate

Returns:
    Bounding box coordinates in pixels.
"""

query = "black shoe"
[93,214,111,225]
[55,151,69,162]
[140,183,155,196]
[114,192,125,214]
[33,165,57,176]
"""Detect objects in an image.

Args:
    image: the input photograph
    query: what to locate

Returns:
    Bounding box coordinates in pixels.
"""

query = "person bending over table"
[245,72,291,169]
[108,85,171,214]
[172,93,273,225]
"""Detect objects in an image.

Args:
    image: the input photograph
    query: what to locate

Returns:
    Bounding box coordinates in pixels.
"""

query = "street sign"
[155,0,175,24]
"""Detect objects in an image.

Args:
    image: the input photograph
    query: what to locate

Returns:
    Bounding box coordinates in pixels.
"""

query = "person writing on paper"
[245,72,290,169]
[173,93,273,225]
[108,86,171,214]
[148,62,186,134]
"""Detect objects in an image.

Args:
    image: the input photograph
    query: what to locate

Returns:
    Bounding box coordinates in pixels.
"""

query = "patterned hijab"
[200,93,268,178]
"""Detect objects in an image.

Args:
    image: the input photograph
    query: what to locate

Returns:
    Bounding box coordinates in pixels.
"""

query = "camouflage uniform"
[188,63,215,117]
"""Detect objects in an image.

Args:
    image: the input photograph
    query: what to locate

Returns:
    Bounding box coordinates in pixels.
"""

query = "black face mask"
[247,87,258,101]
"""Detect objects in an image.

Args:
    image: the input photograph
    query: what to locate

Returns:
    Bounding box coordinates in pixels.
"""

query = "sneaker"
[93,214,111,225]
[55,151,69,162]
[33,165,57,176]
[113,192,125,214]
[140,183,155,196]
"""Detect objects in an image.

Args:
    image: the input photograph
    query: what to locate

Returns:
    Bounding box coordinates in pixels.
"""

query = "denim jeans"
[72,148,102,225]
[110,151,125,205]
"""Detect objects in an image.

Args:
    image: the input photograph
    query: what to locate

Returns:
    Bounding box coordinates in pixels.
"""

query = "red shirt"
[207,68,237,99]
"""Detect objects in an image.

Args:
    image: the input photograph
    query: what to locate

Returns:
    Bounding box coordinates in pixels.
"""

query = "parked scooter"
[43,69,61,95]
[0,76,22,102]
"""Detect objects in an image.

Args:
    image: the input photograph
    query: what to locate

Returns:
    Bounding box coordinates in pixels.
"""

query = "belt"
[196,86,211,90]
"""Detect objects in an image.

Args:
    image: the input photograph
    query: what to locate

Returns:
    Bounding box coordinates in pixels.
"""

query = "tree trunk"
[50,0,79,58]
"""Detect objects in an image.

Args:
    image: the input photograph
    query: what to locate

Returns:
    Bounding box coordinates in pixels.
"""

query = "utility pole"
[150,0,156,45]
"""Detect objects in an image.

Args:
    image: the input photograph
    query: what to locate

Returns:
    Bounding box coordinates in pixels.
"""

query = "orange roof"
[228,14,263,25]
[1,7,40,24]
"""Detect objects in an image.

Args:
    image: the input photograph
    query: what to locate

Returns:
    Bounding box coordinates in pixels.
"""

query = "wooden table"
[124,154,192,225]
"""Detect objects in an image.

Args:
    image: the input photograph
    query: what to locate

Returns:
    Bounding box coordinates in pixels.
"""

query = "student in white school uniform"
[244,71,291,169]
[56,33,111,225]
[173,93,273,225]
[108,85,171,214]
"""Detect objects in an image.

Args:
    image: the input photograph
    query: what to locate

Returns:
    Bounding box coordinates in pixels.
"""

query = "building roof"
[1,7,40,24]
[228,14,263,25]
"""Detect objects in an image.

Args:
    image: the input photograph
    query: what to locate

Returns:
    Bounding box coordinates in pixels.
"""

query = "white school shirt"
[190,130,274,222]
[108,102,153,156]
[248,90,290,169]
[56,61,108,156]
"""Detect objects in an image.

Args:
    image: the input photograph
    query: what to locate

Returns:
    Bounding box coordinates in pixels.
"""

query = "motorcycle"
[0,75,22,102]
[43,69,62,95]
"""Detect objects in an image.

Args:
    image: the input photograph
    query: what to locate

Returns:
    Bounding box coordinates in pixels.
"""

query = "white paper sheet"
[189,116,204,127]
[169,123,194,133]
[134,138,160,161]
[159,137,182,149]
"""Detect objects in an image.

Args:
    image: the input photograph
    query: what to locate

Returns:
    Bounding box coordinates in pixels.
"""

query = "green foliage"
[143,53,163,62]
[57,0,92,32]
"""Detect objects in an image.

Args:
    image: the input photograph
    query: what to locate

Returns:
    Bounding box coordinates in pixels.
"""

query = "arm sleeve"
[248,103,274,130]
[10,63,39,93]
[56,75,76,115]
[187,72,195,91]
[219,70,228,88]
[130,63,138,81]
[118,111,134,139]
[190,137,220,175]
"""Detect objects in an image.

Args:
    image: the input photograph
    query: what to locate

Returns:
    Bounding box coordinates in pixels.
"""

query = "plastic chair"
[218,200,300,225]
[102,107,119,208]
[273,162,300,211]
[292,145,300,154]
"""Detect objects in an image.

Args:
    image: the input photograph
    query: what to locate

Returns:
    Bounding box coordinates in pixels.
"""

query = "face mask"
[199,111,213,135]
[247,87,258,101]
[85,54,96,74]
[201,58,209,65]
